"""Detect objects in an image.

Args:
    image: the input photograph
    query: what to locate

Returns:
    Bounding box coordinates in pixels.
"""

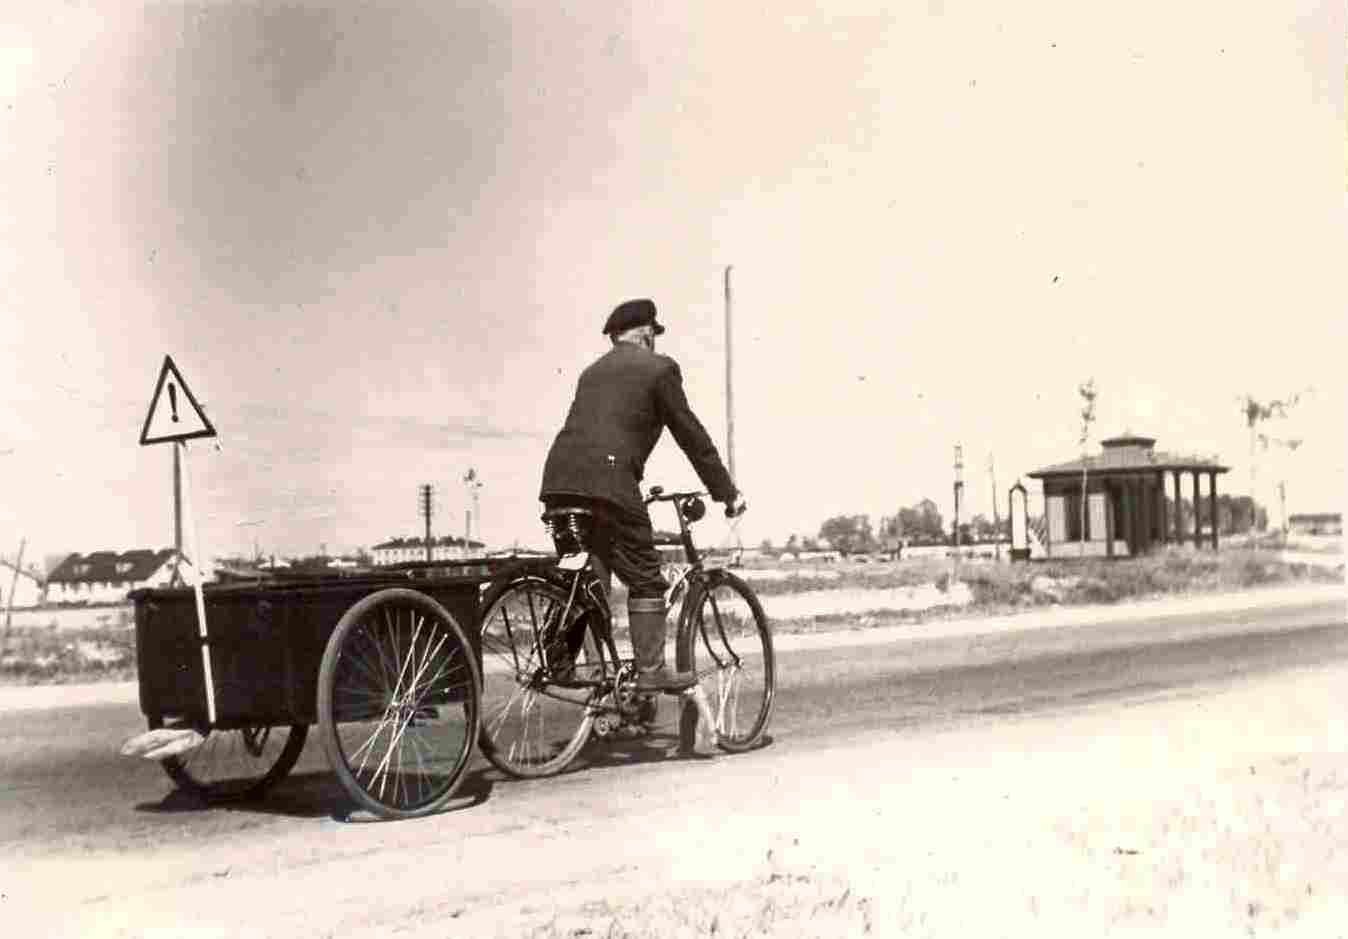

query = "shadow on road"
[134,766,496,823]
[554,730,776,777]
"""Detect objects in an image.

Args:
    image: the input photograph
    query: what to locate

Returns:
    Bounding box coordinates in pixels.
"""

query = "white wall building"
[369,536,485,567]
[45,549,195,604]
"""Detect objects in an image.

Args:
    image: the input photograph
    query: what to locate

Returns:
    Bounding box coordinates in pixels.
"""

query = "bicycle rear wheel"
[478,576,604,778]
[676,569,775,752]
[317,588,480,819]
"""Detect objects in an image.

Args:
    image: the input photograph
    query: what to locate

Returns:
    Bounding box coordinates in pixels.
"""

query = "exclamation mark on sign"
[168,382,180,422]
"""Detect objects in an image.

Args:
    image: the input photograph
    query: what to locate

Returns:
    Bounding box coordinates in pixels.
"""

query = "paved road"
[2,594,1342,858]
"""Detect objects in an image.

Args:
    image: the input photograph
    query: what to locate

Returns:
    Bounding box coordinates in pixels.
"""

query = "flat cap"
[602,298,665,336]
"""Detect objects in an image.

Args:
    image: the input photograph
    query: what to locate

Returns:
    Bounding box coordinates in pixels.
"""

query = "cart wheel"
[317,588,481,819]
[149,716,308,803]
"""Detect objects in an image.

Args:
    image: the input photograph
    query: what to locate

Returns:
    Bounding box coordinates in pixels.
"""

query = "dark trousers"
[542,495,668,599]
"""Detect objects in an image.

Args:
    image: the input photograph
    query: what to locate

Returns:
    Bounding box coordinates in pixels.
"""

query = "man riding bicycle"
[540,298,746,693]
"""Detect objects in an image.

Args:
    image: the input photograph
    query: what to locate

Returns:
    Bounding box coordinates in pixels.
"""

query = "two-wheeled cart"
[128,561,498,819]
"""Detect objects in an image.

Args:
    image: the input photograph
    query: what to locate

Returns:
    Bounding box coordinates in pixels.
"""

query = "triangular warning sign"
[139,355,217,445]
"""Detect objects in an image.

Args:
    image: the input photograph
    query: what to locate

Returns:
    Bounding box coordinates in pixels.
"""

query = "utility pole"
[463,468,483,555]
[989,453,1001,561]
[3,537,26,645]
[953,444,964,582]
[1278,481,1287,539]
[724,265,736,481]
[419,483,434,562]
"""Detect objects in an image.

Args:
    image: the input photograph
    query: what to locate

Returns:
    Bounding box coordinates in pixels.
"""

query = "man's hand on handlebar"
[725,493,748,519]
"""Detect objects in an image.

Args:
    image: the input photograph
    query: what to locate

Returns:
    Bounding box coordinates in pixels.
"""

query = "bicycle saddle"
[541,507,594,556]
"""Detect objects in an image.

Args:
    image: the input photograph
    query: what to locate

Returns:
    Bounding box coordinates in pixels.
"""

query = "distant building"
[45,549,195,604]
[369,536,486,567]
[1288,513,1342,536]
[1027,434,1230,558]
[212,560,278,583]
[0,559,47,609]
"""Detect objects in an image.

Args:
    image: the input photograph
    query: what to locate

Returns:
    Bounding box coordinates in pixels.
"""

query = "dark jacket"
[540,343,736,515]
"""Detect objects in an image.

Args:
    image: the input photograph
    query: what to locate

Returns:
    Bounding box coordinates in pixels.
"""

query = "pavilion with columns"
[1026,434,1229,558]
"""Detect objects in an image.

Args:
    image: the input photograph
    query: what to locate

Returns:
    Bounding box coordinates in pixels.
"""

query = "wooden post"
[3,537,26,645]
[1171,470,1183,543]
[1141,476,1153,553]
[419,483,433,562]
[1213,468,1223,549]
[1044,487,1053,557]
[173,444,183,553]
[989,454,1001,561]
[178,441,216,726]
[1117,485,1128,556]
[1192,471,1202,549]
[1155,472,1167,545]
[952,445,963,580]
[1126,479,1138,555]
[1105,486,1115,558]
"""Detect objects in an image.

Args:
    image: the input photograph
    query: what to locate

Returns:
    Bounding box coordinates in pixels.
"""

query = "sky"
[2,0,1345,569]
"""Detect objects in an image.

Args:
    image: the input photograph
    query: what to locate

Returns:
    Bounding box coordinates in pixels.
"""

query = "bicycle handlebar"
[644,485,706,505]
[646,485,745,521]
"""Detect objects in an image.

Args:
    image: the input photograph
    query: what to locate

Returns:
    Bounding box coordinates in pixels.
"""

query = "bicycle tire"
[477,575,604,778]
[150,716,307,803]
[675,569,775,752]
[317,588,480,819]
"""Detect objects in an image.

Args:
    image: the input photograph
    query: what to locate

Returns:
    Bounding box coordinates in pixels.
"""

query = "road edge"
[1,581,1341,714]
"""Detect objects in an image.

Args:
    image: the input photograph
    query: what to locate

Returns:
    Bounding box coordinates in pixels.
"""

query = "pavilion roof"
[1027,436,1229,479]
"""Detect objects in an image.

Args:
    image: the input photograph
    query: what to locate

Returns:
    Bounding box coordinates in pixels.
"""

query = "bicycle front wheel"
[317,588,480,819]
[676,569,775,752]
[478,576,603,778]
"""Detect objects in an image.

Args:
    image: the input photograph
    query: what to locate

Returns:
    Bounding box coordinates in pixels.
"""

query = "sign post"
[1009,480,1030,562]
[139,356,218,725]
[952,444,964,583]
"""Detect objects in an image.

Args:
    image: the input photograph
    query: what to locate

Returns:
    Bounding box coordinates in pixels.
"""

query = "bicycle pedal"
[612,722,651,741]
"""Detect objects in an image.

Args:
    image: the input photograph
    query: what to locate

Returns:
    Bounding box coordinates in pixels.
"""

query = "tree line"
[760,490,1267,558]
[760,499,1009,557]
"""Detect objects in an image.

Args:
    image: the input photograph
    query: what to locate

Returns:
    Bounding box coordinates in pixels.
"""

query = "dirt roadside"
[7,637,1346,937]
[363,661,1348,938]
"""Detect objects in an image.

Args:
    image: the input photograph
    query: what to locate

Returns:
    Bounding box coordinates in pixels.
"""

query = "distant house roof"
[48,549,178,585]
[371,536,486,550]
[1027,433,1230,479]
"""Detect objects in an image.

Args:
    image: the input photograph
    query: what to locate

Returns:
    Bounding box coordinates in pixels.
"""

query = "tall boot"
[627,597,696,693]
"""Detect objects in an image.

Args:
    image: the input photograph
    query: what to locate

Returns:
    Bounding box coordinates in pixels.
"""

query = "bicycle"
[476,486,775,778]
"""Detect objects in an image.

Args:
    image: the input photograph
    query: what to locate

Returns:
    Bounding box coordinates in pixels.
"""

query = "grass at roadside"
[726,547,1341,635]
[0,625,137,685]
[739,547,1340,602]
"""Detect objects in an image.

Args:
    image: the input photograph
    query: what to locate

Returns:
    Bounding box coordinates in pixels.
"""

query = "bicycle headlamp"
[681,496,706,522]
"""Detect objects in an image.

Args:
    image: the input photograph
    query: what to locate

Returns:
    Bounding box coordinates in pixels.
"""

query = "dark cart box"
[129,563,494,729]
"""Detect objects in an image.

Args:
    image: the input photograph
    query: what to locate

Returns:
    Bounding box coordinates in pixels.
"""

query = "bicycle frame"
[524,490,747,730]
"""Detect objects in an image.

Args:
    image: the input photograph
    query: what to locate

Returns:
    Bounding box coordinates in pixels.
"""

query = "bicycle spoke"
[479,577,601,778]
[319,590,478,819]
[706,591,742,668]
[680,572,773,753]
